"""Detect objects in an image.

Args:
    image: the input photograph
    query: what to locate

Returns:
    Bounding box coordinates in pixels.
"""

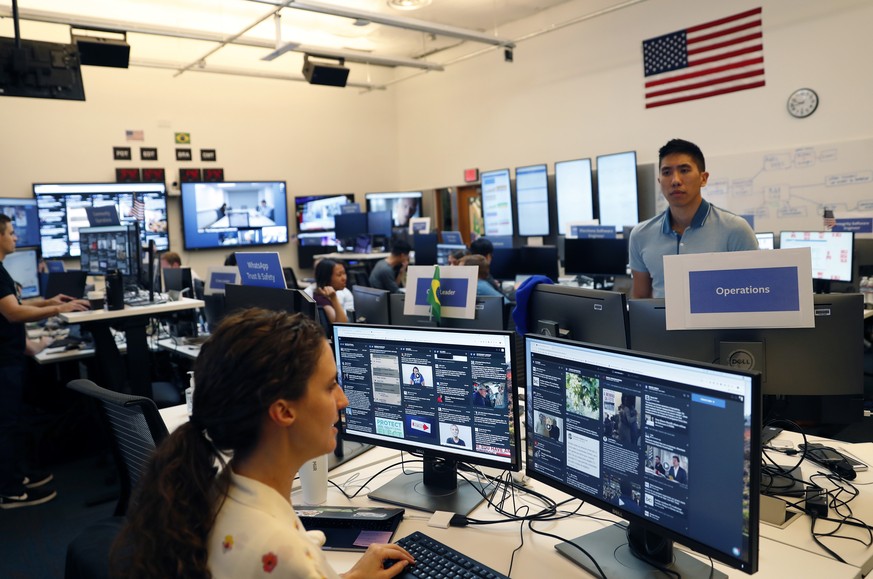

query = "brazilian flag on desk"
[428,266,441,323]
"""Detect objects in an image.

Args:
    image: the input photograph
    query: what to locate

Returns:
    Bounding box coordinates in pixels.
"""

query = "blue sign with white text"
[689,266,799,314]
[236,252,286,289]
[414,277,470,308]
[209,271,238,292]
[570,225,617,239]
[834,218,873,233]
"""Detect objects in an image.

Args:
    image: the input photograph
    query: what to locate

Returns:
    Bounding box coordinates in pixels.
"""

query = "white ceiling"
[0,0,635,88]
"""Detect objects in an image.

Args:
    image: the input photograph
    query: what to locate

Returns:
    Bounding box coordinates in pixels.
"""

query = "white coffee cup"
[299,454,328,505]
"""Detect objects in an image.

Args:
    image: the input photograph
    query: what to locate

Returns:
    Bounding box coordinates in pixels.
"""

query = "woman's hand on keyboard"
[341,543,414,579]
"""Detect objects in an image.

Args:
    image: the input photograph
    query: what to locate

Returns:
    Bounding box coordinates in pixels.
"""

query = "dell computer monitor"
[334,324,521,515]
[525,334,760,576]
[179,181,289,250]
[755,232,774,250]
[628,295,863,423]
[33,182,169,258]
[779,231,854,292]
[4,246,40,299]
[439,296,505,331]
[0,198,40,248]
[563,238,629,285]
[518,246,559,281]
[527,285,629,348]
[389,293,437,328]
[78,225,141,281]
[351,286,391,325]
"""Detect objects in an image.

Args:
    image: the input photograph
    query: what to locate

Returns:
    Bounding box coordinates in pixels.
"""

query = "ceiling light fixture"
[388,0,432,11]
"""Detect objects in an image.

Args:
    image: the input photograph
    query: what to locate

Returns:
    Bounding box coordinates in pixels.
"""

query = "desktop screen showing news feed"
[335,326,516,465]
[525,337,754,562]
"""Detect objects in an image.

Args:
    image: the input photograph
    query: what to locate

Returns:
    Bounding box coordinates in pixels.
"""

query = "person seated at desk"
[447,248,469,266]
[0,214,89,509]
[459,254,509,303]
[111,308,414,578]
[470,237,506,295]
[368,239,411,294]
[304,258,352,325]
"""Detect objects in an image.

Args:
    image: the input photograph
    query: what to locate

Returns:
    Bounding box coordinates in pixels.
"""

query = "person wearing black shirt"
[0,215,89,509]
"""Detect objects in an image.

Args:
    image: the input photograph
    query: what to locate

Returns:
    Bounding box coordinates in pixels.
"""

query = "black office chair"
[283,266,300,289]
[63,379,169,579]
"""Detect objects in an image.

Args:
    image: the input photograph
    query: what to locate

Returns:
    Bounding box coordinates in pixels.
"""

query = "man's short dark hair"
[0,214,10,235]
[470,237,494,257]
[659,139,706,172]
[390,239,412,256]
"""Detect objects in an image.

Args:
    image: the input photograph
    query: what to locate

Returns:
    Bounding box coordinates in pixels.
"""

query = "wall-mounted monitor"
[514,164,550,236]
[779,230,854,282]
[524,335,759,576]
[555,158,594,236]
[365,192,422,229]
[0,198,41,248]
[294,194,354,233]
[481,169,514,237]
[4,246,41,299]
[180,181,289,250]
[33,182,169,258]
[596,151,639,232]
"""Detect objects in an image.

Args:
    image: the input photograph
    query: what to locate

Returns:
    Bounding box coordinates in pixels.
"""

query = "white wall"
[394,0,873,189]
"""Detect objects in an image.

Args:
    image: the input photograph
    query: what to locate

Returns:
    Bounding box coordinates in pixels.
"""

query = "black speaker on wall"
[73,34,130,68]
[302,54,349,87]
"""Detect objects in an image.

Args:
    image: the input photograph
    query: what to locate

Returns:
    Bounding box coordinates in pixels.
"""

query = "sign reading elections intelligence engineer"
[664,248,814,330]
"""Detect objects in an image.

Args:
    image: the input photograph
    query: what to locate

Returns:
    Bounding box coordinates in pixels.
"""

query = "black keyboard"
[390,531,509,579]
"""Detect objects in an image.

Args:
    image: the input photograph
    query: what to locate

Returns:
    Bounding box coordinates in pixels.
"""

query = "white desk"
[156,337,202,361]
[156,404,862,578]
[60,298,204,397]
[761,431,873,575]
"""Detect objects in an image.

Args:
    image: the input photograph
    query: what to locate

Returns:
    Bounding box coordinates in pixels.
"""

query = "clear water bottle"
[186,371,195,416]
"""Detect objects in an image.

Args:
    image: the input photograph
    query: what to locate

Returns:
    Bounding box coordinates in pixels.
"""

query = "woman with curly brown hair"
[112,308,413,578]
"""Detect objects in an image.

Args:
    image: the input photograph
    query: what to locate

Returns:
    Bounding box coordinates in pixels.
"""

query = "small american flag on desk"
[643,7,764,109]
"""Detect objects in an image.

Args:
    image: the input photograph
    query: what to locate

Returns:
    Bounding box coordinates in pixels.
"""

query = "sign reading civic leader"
[235,252,286,289]
[664,248,814,330]
[404,265,478,320]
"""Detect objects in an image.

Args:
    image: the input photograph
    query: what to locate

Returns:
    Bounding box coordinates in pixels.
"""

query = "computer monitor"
[515,163,550,237]
[436,243,467,266]
[367,210,393,240]
[596,151,639,232]
[488,248,517,281]
[294,193,354,233]
[563,238,629,285]
[389,293,438,328]
[411,233,438,266]
[352,286,391,325]
[627,295,863,423]
[225,284,300,316]
[527,285,629,348]
[779,231,854,292]
[334,324,521,515]
[334,213,369,247]
[163,267,194,296]
[78,224,142,283]
[4,246,40,299]
[439,296,505,331]
[33,182,169,258]
[525,334,760,576]
[179,181,289,250]
[518,246,559,280]
[0,198,40,248]
[43,271,87,299]
[555,158,594,236]
[365,192,423,229]
[755,232,774,250]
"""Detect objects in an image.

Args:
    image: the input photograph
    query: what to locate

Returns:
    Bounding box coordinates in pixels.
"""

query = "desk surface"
[156,337,201,361]
[157,404,862,578]
[316,252,390,262]
[59,297,204,324]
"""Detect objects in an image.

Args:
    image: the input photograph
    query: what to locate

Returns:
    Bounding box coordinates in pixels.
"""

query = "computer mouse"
[831,459,857,480]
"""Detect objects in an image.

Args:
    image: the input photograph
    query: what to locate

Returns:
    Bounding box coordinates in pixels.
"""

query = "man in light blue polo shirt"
[629,139,757,298]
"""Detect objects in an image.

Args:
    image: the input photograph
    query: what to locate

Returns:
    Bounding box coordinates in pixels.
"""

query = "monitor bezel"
[778,230,854,282]
[334,323,523,473]
[179,180,290,251]
[523,333,761,575]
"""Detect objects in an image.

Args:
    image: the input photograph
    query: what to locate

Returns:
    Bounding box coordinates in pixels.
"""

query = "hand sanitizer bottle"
[186,371,195,416]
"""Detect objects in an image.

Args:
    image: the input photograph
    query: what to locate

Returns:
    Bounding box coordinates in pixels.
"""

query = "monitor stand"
[555,524,727,579]
[367,456,494,515]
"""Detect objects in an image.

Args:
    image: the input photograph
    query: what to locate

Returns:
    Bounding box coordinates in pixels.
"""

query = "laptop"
[297,505,404,551]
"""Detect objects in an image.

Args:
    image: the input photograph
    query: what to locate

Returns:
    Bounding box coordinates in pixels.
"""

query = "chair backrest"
[66,379,169,516]
[282,266,299,289]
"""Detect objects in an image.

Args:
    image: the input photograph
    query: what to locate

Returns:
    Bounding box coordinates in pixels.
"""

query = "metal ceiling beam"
[132,58,385,90]
[0,6,442,70]
[247,0,516,48]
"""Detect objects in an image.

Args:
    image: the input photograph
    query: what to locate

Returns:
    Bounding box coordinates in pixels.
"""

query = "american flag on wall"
[131,197,145,221]
[642,7,764,109]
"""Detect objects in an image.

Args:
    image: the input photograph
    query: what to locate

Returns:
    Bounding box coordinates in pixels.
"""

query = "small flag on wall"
[642,7,764,109]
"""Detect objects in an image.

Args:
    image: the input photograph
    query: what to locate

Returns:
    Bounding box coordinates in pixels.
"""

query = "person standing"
[0,214,89,508]
[629,139,758,299]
